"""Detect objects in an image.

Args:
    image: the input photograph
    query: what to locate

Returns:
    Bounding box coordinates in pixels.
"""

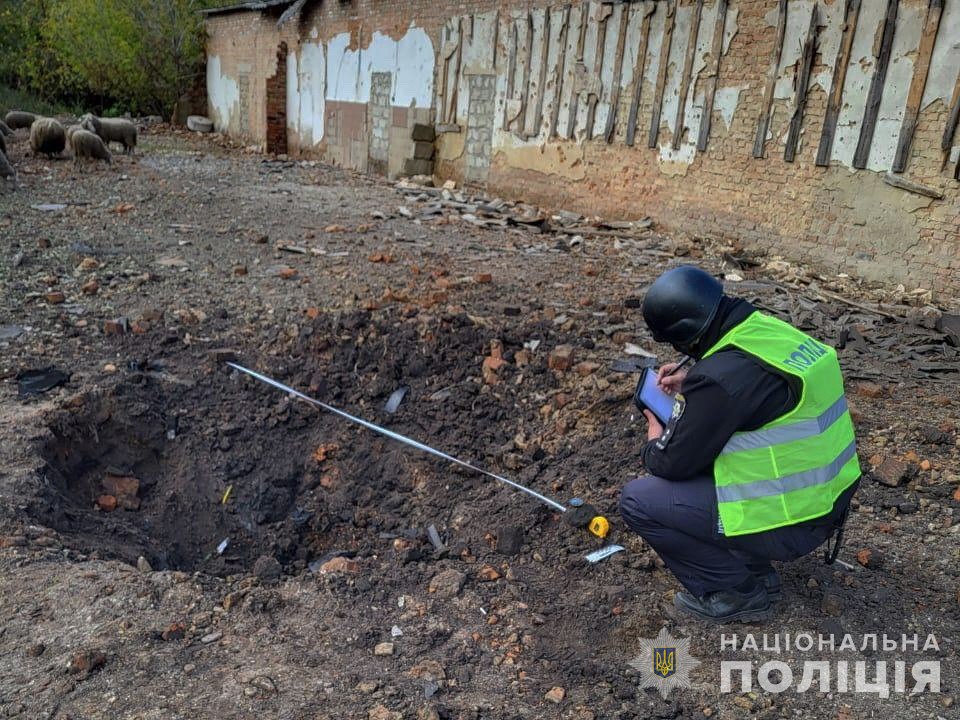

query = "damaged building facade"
[203,0,960,294]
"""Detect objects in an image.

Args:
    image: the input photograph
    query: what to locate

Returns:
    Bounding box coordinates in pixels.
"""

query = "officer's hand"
[656,363,687,393]
[643,410,663,440]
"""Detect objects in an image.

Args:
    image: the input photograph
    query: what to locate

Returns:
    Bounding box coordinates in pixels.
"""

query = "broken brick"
[77,257,99,271]
[477,565,501,582]
[305,307,320,320]
[553,393,572,410]
[233,265,248,276]
[81,279,99,295]
[473,272,493,284]
[548,345,575,372]
[854,382,885,399]
[318,556,360,574]
[324,224,347,233]
[544,687,566,704]
[278,267,298,280]
[45,291,65,304]
[96,495,118,512]
[102,473,140,510]
[68,649,106,676]
[856,549,872,567]
[575,361,601,376]
[102,318,129,335]
[161,622,186,641]
[873,457,911,487]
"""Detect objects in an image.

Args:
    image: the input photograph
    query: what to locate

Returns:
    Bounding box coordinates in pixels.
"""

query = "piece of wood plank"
[626,3,655,147]
[503,19,518,130]
[853,0,899,170]
[517,12,533,136]
[696,0,728,152]
[648,0,676,148]
[883,172,944,199]
[566,3,590,140]
[816,0,860,166]
[532,8,553,138]
[438,25,451,129]
[672,0,704,150]
[784,4,819,163]
[604,3,632,143]
[753,0,787,158]
[892,0,943,173]
[585,4,612,140]
[941,67,960,154]
[549,5,572,139]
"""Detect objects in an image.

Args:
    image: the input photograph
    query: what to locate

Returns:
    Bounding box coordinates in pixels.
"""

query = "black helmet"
[642,265,724,348]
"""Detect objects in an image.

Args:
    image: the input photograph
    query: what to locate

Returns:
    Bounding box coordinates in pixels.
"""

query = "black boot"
[757,570,782,602]
[674,579,773,624]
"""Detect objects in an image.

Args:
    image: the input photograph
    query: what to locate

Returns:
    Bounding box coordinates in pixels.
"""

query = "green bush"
[0,0,233,117]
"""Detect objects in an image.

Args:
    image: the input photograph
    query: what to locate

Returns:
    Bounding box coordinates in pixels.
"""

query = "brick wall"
[266,42,289,155]
[205,0,960,296]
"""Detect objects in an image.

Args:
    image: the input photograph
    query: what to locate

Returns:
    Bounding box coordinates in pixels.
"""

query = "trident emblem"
[654,647,676,678]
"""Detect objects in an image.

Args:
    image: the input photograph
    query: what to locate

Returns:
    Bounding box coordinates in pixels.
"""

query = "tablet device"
[633,367,676,425]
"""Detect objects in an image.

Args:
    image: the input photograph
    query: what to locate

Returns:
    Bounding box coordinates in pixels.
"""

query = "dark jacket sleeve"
[640,374,748,480]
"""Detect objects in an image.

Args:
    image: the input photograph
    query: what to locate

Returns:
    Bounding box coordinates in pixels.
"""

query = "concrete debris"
[394,178,652,239]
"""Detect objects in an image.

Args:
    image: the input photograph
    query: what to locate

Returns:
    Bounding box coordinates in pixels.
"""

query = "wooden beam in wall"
[816,0,860,167]
[648,0,675,148]
[696,0,728,152]
[752,0,787,158]
[503,20,518,130]
[892,0,943,173]
[853,0,899,170]
[625,2,655,147]
[517,12,533,135]
[604,3,632,143]
[784,4,819,163]
[942,68,960,156]
[672,0,704,150]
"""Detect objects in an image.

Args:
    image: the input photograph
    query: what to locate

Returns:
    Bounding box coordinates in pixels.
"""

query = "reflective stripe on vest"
[719,395,849,456]
[716,440,858,502]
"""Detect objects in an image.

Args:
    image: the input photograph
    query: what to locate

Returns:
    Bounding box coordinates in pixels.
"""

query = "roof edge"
[201,0,297,17]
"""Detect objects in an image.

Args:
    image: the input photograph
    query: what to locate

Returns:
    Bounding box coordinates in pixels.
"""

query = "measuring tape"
[228,363,611,537]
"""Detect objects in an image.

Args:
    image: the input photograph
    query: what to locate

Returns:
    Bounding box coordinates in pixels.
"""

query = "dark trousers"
[620,474,852,597]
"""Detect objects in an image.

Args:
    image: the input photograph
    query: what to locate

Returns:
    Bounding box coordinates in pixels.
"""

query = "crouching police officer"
[620,265,860,623]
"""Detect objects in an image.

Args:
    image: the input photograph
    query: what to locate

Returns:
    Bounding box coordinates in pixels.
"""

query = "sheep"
[70,128,111,169]
[0,149,14,179]
[0,119,11,136]
[29,117,66,158]
[4,110,37,130]
[65,124,82,150]
[80,113,137,155]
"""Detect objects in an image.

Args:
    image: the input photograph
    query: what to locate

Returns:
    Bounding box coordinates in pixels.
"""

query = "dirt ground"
[1,126,958,720]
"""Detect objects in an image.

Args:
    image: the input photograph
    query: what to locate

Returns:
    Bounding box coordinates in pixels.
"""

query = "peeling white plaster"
[207,55,239,132]
[920,0,960,110]
[714,85,743,131]
[288,41,326,146]
[326,27,434,107]
[865,3,923,171]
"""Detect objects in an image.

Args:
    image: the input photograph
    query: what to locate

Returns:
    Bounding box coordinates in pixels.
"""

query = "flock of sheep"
[0,110,138,179]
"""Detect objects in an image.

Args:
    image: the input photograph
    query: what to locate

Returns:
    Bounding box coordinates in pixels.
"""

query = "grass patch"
[0,85,84,118]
